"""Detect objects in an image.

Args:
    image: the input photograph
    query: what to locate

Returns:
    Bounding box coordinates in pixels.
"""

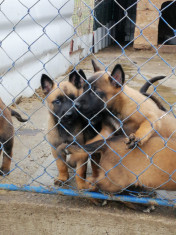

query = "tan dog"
[58,135,176,193]
[75,60,176,148]
[0,98,27,175]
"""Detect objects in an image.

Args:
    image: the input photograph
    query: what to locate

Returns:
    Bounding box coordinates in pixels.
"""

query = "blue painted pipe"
[0,183,175,207]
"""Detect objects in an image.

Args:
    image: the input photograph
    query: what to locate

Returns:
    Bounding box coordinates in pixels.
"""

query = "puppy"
[75,60,176,148]
[41,70,111,189]
[0,98,27,175]
[41,70,89,188]
[58,135,176,193]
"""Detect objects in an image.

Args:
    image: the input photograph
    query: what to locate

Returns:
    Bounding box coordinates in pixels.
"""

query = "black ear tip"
[41,74,45,80]
[41,74,53,88]
[41,74,50,81]
[69,69,76,81]
[78,69,86,80]
[41,74,46,84]
[112,64,124,74]
[111,64,125,86]
[91,59,101,72]
[114,64,123,70]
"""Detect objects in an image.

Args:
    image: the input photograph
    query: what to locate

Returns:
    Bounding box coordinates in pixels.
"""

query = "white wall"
[0,0,93,105]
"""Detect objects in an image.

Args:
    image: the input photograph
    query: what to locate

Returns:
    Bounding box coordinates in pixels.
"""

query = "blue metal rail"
[0,184,175,207]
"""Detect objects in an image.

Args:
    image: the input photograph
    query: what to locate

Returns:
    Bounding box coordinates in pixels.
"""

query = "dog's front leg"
[126,117,160,148]
[51,147,69,186]
[75,153,89,190]
[56,144,90,189]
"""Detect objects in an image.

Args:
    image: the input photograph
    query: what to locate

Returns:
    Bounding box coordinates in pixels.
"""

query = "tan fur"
[92,71,176,146]
[62,136,176,193]
[91,137,176,192]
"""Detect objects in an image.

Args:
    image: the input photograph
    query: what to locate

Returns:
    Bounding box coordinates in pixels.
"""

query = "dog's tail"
[140,76,165,93]
[140,76,166,112]
[9,108,28,122]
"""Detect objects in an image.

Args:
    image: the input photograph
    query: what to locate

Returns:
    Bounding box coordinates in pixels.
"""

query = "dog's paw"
[77,181,90,190]
[125,133,141,149]
[54,175,69,186]
[86,176,97,191]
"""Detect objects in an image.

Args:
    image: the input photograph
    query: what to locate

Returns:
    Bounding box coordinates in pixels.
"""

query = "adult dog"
[0,98,27,175]
[75,60,175,148]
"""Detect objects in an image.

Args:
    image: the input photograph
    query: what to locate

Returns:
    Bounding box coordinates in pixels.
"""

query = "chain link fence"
[0,0,176,207]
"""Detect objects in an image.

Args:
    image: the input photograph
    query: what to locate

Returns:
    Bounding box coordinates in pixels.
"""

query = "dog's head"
[75,60,125,119]
[41,69,86,125]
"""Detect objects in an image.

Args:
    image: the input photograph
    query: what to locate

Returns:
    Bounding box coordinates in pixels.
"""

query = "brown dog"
[75,60,176,148]
[58,135,176,193]
[0,98,27,175]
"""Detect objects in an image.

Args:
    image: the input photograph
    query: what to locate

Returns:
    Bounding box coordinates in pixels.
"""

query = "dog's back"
[98,136,176,192]
[64,135,176,192]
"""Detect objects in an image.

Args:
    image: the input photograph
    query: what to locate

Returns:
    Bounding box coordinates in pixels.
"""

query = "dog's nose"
[75,101,81,109]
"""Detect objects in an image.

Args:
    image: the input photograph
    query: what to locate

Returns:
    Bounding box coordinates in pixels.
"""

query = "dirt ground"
[0,190,176,235]
[0,46,176,220]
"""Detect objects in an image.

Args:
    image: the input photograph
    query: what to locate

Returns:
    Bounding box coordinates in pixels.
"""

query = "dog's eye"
[94,90,105,98]
[53,99,61,104]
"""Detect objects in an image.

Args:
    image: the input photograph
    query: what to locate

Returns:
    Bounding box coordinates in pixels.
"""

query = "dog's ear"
[109,64,125,87]
[69,69,87,89]
[41,74,54,95]
[91,59,101,72]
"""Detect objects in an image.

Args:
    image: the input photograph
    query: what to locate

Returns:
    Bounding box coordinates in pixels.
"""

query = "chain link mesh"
[0,0,176,207]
